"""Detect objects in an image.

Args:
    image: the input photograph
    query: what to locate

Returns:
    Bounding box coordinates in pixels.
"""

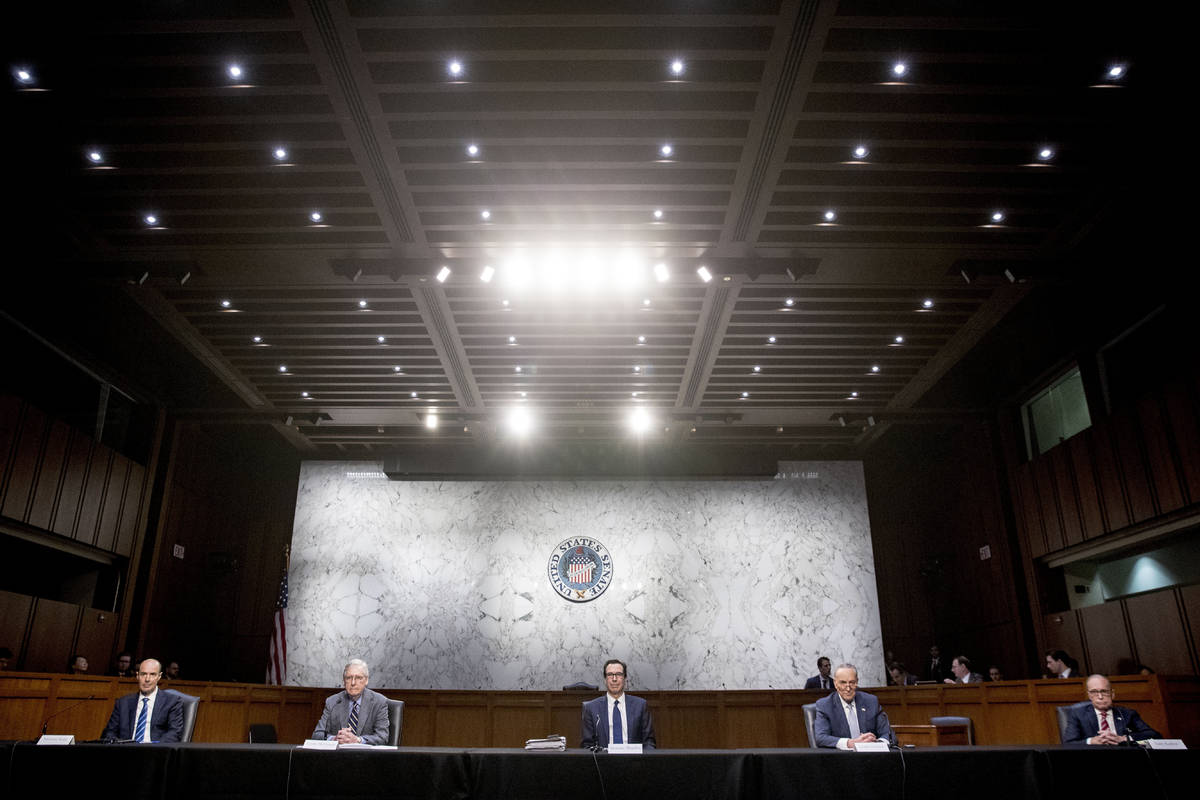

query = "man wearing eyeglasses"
[1063,674,1160,744]
[580,658,656,749]
[312,659,390,745]
[101,659,184,742]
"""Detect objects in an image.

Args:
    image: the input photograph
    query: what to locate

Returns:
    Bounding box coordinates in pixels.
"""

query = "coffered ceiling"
[4,1,1147,461]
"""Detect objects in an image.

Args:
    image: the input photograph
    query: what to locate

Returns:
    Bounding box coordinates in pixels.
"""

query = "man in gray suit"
[312,659,390,745]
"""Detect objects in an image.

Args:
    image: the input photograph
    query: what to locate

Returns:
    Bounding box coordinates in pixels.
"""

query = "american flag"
[266,558,288,685]
[567,550,594,584]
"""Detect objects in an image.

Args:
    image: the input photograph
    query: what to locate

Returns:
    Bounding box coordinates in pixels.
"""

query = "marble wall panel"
[288,460,883,689]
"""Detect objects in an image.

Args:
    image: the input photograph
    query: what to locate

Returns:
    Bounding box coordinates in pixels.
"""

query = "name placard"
[36,734,76,746]
[1145,739,1187,750]
[607,743,644,754]
[854,741,890,752]
[301,739,339,750]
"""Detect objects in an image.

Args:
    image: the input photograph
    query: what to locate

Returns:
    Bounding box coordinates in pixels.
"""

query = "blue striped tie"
[134,697,149,743]
[347,700,359,734]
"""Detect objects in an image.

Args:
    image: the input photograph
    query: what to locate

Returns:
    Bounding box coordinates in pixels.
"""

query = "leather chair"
[163,690,200,743]
[562,682,599,691]
[387,699,405,746]
[248,723,277,743]
[1056,702,1089,743]
[930,715,975,745]
[802,703,820,748]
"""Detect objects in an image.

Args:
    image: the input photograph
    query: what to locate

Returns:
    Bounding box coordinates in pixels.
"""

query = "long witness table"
[0,742,1195,800]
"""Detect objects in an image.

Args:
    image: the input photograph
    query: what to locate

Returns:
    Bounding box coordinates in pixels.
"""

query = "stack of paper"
[524,735,567,751]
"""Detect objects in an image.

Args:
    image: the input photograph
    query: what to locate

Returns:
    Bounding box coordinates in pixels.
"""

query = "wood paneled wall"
[0,393,146,557]
[3,673,1197,748]
[0,590,118,673]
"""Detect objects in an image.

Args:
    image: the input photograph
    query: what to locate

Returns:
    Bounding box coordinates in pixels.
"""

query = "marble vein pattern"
[287,460,883,689]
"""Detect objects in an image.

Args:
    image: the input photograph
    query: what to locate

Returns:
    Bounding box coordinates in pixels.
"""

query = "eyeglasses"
[136,672,160,678]
[343,674,368,683]
[605,672,625,679]
[1087,688,1113,696]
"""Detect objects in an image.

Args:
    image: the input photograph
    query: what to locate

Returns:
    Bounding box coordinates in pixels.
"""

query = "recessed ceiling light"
[697,265,712,282]
[637,335,646,344]
[393,365,404,373]
[922,298,934,309]
[86,150,104,164]
[740,391,749,399]
[853,144,869,160]
[508,335,517,345]
[894,335,904,344]
[272,147,289,161]
[892,61,907,77]
[436,266,451,282]
[309,210,323,223]
[633,365,641,373]
[480,265,495,282]
[871,365,880,373]
[377,335,386,344]
[448,60,464,77]
[823,209,837,222]
[506,406,533,436]
[425,413,438,430]
[850,391,859,397]
[784,297,795,307]
[629,407,652,435]
[991,210,1005,223]
[632,391,639,398]
[143,214,160,226]
[501,299,509,307]
[514,366,522,373]
[1037,146,1054,162]
[767,336,776,344]
[653,263,669,282]
[653,209,664,220]
[480,209,491,221]
[1107,63,1126,79]
[252,336,263,343]
[642,298,651,307]
[659,144,673,158]
[220,299,232,308]
[358,299,368,308]
[669,59,685,76]
[278,365,288,373]
[15,67,34,85]
[301,391,310,398]
[466,143,480,157]
[519,391,527,398]
[411,391,419,398]
[227,64,244,80]
[753,365,761,373]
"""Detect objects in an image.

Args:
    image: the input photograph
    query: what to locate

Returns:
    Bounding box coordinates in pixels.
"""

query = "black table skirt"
[1,742,1195,800]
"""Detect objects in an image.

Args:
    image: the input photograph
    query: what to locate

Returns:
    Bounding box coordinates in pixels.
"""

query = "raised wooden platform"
[2,673,1197,747]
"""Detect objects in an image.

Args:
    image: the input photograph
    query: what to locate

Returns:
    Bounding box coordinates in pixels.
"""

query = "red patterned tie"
[1100,712,1110,733]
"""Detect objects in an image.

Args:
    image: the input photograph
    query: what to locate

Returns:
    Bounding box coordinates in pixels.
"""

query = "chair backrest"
[930,715,975,745]
[1055,703,1088,744]
[562,682,599,691]
[802,703,819,748]
[248,723,277,743]
[387,699,405,746]
[164,690,200,743]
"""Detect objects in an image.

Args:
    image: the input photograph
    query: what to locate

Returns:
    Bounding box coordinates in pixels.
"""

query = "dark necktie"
[612,699,624,744]
[348,700,360,734]
[134,697,149,742]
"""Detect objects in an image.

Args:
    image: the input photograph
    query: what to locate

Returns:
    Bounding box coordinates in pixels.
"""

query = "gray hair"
[343,659,369,678]
[835,663,858,678]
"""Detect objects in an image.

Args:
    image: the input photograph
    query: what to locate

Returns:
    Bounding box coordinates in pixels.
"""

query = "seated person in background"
[944,655,984,684]
[67,654,89,674]
[164,660,181,680]
[0,647,12,670]
[926,645,950,682]
[581,658,656,749]
[813,663,893,750]
[1045,649,1077,679]
[988,665,1004,681]
[888,662,918,686]
[1063,674,1160,745]
[804,656,833,690]
[101,658,184,742]
[312,659,390,745]
[108,651,134,677]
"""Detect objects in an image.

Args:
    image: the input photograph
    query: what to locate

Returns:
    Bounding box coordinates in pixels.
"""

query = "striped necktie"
[348,700,360,734]
[612,700,623,744]
[134,697,149,743]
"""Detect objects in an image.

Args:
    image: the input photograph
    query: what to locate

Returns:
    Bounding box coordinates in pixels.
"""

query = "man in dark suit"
[101,658,184,742]
[581,658,656,749]
[804,656,833,690]
[813,663,893,749]
[312,659,391,745]
[926,645,950,682]
[944,655,984,684]
[888,662,918,686]
[1063,674,1161,744]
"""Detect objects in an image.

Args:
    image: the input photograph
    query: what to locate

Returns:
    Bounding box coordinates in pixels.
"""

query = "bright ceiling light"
[273,147,288,161]
[278,365,288,373]
[871,365,880,373]
[252,336,263,344]
[377,335,386,344]
[894,335,904,344]
[824,210,837,222]
[220,299,232,308]
[508,335,517,345]
[480,265,495,282]
[892,62,907,77]
[991,210,1005,223]
[653,209,664,220]
[358,299,368,308]
[466,143,479,157]
[1037,146,1054,162]
[425,413,439,430]
[753,365,761,373]
[309,210,323,223]
[506,406,533,436]
[480,209,491,221]
[1107,64,1126,79]
[784,297,795,306]
[143,214,159,226]
[853,144,868,159]
[227,64,243,79]
[922,298,934,309]
[670,59,685,76]
[653,263,669,282]
[448,60,463,77]
[15,67,34,85]
[436,266,451,282]
[301,391,310,398]
[393,365,404,373]
[697,265,712,282]
[637,335,646,344]
[659,144,673,158]
[629,407,653,435]
[87,150,104,164]
[767,336,776,344]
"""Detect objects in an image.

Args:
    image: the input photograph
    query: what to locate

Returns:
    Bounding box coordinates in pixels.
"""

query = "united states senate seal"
[547,537,613,602]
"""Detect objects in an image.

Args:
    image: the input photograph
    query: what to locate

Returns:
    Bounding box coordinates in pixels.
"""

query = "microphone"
[589,713,605,752]
[42,695,95,735]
